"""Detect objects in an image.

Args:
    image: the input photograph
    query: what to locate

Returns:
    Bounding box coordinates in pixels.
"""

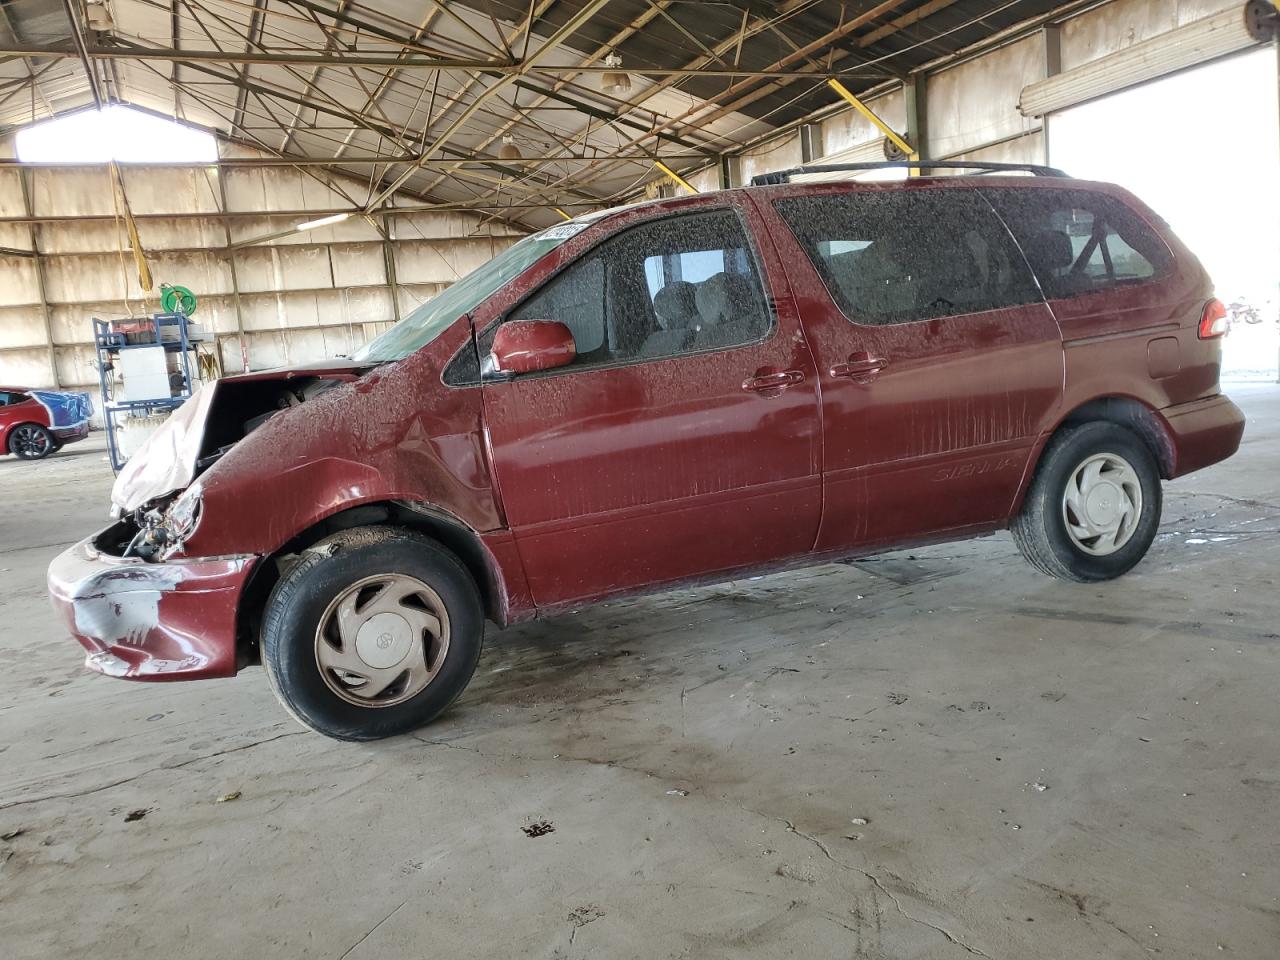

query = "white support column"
[1042,22,1062,166]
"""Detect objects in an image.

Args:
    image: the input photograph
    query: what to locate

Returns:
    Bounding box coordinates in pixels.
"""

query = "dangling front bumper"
[47,527,258,681]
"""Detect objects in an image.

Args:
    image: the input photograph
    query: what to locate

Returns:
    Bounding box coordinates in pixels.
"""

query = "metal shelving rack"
[94,312,198,472]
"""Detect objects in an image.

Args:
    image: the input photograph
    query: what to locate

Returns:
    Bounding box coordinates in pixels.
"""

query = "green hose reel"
[160,283,198,317]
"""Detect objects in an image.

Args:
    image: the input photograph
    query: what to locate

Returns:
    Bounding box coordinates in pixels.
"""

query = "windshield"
[352,226,581,363]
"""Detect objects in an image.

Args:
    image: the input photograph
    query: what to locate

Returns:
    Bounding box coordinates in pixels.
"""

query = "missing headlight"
[122,486,203,561]
[165,485,203,542]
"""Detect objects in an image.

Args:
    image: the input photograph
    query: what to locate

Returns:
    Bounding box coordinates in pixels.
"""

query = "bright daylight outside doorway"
[1049,47,1280,380]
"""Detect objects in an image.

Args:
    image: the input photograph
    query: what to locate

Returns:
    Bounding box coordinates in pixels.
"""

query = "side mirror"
[490,320,576,375]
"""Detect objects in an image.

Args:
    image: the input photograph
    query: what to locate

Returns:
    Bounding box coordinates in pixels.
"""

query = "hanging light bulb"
[498,135,520,161]
[601,53,631,96]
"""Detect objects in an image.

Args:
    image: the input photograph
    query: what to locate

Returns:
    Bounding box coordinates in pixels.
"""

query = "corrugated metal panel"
[738,134,802,187]
[1019,7,1260,117]
[936,129,1046,173]
[790,139,890,183]
[931,35,1043,156]
[0,136,524,387]
[821,89,906,156]
[1059,0,1242,72]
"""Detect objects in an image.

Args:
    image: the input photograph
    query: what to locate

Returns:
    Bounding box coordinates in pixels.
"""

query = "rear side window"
[775,189,1041,326]
[505,209,772,368]
[983,188,1173,299]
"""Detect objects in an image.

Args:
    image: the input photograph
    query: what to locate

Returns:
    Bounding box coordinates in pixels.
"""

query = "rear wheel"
[8,423,54,460]
[262,526,483,740]
[1012,421,1161,582]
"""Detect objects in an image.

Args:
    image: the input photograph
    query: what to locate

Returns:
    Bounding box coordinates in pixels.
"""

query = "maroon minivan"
[48,164,1245,740]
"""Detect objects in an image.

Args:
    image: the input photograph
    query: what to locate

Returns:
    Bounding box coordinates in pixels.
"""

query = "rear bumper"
[51,422,90,444]
[47,532,257,681]
[1164,393,1246,478]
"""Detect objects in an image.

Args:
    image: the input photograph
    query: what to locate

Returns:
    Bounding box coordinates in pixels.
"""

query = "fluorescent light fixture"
[16,105,217,164]
[295,212,352,232]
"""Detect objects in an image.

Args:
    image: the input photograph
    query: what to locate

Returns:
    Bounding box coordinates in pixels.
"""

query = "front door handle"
[742,369,805,392]
[830,352,888,381]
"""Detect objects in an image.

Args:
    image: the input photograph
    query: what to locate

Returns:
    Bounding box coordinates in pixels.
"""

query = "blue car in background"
[0,386,93,460]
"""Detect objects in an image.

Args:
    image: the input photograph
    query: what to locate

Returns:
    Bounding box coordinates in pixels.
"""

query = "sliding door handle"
[742,369,805,392]
[830,353,888,381]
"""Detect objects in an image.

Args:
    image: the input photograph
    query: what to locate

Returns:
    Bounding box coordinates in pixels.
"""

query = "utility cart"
[93,311,207,472]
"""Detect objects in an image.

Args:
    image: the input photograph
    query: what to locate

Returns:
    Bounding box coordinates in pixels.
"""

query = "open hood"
[111,381,218,514]
[110,361,364,514]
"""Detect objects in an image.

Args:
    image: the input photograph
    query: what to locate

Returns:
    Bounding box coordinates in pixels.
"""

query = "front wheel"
[8,423,54,459]
[1012,421,1162,582]
[262,527,484,740]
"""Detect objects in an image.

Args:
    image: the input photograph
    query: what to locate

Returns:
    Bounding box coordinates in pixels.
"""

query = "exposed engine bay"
[107,371,352,561]
[191,376,343,475]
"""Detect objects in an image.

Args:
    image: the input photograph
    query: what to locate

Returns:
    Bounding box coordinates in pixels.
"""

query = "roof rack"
[750,160,1068,186]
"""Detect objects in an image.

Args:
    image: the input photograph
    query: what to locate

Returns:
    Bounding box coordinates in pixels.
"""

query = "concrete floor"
[2,382,1277,960]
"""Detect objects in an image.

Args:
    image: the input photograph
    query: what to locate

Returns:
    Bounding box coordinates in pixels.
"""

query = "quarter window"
[502,209,772,369]
[775,189,1042,326]
[982,188,1172,299]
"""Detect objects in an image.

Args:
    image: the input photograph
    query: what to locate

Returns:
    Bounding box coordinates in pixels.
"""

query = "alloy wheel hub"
[15,426,47,455]
[354,612,413,669]
[313,573,450,708]
[1084,480,1123,528]
[1061,452,1143,556]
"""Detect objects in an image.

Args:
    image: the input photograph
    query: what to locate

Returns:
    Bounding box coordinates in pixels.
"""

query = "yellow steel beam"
[827,78,913,154]
[554,207,573,220]
[827,78,919,173]
[654,159,698,194]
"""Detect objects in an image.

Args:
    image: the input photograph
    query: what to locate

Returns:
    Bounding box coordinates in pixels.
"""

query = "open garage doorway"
[1048,48,1280,380]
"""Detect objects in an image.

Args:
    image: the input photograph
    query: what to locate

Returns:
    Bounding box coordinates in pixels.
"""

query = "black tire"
[261,526,484,741]
[8,423,54,460]
[1011,421,1162,582]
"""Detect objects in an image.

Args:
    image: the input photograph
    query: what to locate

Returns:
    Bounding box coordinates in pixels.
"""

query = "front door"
[758,183,1065,551]
[480,200,821,608]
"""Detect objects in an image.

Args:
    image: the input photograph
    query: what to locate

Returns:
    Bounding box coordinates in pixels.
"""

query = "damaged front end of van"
[47,362,367,680]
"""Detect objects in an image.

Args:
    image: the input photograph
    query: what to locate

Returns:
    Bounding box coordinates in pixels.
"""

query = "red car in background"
[48,163,1245,740]
[1,387,92,460]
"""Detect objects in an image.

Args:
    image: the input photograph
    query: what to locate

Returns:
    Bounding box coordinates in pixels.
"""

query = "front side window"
[353,220,597,364]
[775,188,1042,326]
[982,188,1172,300]
[501,209,772,370]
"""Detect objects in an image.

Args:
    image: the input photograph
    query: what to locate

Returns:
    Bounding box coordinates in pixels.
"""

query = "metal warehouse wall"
[0,140,522,404]
[736,0,1246,175]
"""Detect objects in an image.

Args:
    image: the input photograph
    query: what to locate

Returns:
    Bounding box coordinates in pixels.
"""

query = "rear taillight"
[1198,299,1229,339]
